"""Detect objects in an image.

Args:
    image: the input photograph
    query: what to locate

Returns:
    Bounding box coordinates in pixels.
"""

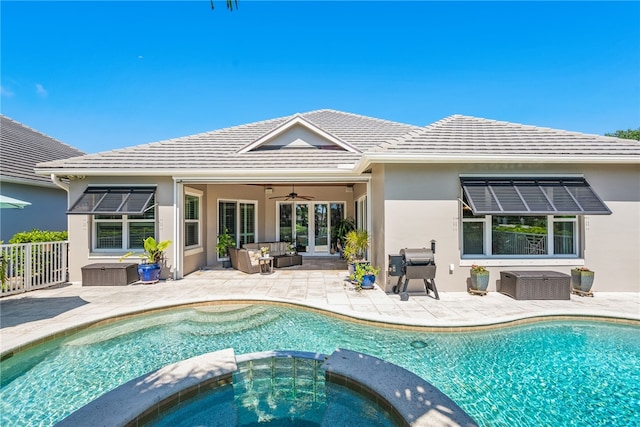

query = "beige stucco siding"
[376,163,639,292]
[66,177,175,282]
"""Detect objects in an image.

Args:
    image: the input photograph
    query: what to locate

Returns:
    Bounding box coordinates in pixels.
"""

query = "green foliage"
[0,254,8,290]
[470,264,488,274]
[343,229,369,262]
[605,128,640,141]
[349,262,380,291]
[493,224,547,235]
[210,0,238,11]
[216,229,236,257]
[332,217,356,248]
[9,229,68,244]
[121,237,172,264]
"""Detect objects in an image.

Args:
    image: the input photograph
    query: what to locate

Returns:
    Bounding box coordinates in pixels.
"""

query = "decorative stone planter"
[571,269,595,293]
[470,271,490,292]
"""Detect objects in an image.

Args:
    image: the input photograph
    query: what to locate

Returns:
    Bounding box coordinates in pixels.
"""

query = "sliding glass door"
[219,200,256,251]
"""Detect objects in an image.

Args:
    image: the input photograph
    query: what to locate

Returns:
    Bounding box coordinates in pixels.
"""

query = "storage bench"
[499,270,570,300]
[82,263,139,286]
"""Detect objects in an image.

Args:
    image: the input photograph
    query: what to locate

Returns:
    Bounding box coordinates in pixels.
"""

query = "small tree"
[605,128,640,141]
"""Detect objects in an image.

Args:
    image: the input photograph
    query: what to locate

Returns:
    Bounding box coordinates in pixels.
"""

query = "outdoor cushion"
[247,250,261,266]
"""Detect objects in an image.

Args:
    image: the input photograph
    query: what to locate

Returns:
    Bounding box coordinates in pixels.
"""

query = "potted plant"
[332,217,356,256]
[216,229,236,268]
[120,236,172,283]
[469,264,490,293]
[350,263,380,291]
[260,246,270,257]
[286,242,296,255]
[343,229,369,275]
[571,267,595,293]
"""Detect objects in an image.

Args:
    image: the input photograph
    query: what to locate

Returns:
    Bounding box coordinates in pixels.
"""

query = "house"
[34,110,640,292]
[0,115,85,241]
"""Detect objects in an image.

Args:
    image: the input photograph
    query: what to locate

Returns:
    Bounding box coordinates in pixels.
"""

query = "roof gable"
[238,115,360,154]
[35,109,419,175]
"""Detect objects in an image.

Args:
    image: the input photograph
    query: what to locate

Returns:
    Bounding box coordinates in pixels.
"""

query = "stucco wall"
[67,177,175,282]
[377,163,640,292]
[0,182,68,241]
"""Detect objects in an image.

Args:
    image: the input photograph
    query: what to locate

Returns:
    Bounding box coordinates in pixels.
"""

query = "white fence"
[0,241,68,297]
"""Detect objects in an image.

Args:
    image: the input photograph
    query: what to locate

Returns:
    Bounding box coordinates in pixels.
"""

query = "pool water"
[145,356,397,427]
[1,304,639,426]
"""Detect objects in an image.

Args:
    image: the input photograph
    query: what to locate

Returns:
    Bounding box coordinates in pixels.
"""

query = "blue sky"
[1,1,638,154]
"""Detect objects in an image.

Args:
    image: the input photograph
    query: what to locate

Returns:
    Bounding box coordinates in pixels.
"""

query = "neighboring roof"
[36,110,420,177]
[1,115,86,185]
[367,115,640,164]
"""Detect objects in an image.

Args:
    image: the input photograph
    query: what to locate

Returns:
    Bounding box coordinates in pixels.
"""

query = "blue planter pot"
[137,263,161,283]
[362,274,376,289]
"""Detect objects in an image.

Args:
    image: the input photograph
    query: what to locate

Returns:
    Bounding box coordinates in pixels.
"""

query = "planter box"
[499,270,570,300]
[82,263,138,286]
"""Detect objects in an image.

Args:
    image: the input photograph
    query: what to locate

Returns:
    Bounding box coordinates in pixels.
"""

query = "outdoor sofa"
[228,242,302,274]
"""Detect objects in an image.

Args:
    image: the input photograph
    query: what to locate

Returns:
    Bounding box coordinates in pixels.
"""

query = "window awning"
[67,187,155,215]
[461,177,611,215]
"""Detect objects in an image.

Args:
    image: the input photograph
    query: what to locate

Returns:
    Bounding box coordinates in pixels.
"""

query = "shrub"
[9,229,68,244]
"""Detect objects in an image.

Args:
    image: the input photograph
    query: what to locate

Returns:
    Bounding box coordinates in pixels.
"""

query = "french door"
[278,202,343,255]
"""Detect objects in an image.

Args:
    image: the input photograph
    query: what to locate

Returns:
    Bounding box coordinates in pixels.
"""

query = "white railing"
[0,241,68,297]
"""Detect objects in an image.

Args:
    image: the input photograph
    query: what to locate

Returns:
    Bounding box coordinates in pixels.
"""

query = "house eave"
[0,175,59,189]
[35,167,362,179]
[355,154,640,173]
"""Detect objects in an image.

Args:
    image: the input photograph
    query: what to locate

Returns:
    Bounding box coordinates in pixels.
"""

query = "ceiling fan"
[269,185,315,201]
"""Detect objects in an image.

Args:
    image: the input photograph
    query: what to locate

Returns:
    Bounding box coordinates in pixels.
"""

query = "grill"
[389,246,439,301]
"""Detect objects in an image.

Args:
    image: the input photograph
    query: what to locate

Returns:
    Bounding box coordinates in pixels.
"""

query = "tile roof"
[371,115,640,159]
[1,115,85,185]
[36,109,420,175]
[34,111,639,178]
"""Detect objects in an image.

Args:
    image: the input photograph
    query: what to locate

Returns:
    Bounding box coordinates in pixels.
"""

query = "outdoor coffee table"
[259,256,274,274]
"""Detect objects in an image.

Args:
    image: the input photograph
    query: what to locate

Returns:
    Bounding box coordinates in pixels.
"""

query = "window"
[459,176,611,259]
[218,200,257,249]
[184,193,201,248]
[461,199,578,257]
[355,196,367,230]
[93,197,156,250]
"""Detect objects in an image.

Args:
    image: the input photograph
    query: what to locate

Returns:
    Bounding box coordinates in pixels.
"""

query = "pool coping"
[56,348,478,427]
[56,348,238,427]
[322,348,478,427]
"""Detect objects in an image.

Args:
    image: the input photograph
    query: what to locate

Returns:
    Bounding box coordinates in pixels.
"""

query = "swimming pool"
[1,304,639,426]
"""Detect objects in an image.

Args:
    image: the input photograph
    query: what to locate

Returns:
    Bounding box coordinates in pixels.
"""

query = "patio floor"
[1,264,639,355]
